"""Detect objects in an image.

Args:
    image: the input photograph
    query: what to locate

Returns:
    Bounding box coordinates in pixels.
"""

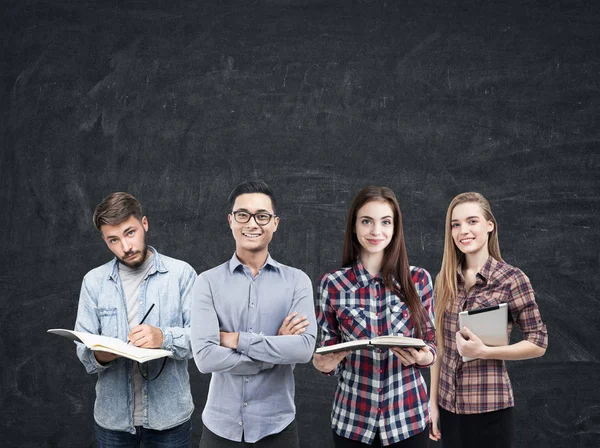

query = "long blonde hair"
[434,192,502,333]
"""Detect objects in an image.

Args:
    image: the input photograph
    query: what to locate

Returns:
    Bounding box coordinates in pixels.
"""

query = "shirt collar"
[109,246,166,280]
[352,260,382,287]
[456,254,496,283]
[228,252,280,274]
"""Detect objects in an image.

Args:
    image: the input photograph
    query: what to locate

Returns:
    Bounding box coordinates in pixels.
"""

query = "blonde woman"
[429,192,548,447]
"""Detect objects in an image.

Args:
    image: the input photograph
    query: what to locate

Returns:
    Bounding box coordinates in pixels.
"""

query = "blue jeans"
[95,419,191,448]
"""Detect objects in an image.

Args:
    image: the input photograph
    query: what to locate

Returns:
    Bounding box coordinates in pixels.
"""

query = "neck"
[236,248,269,276]
[464,248,489,273]
[360,251,384,277]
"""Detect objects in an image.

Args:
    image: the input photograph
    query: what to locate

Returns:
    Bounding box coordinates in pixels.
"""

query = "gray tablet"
[458,303,509,362]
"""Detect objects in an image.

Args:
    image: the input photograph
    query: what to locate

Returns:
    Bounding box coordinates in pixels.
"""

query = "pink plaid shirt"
[438,256,548,414]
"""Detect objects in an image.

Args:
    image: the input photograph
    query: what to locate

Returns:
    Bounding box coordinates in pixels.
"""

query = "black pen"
[127,303,155,344]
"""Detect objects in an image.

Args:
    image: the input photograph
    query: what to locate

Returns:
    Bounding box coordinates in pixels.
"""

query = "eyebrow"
[359,215,393,220]
[235,208,272,213]
[451,216,481,222]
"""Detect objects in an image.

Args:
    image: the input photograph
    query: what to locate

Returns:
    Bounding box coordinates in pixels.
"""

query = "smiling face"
[100,215,149,268]
[354,200,395,258]
[228,193,279,258]
[451,202,494,258]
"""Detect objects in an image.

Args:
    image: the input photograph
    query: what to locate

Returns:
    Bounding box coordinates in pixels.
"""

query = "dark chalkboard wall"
[1,0,598,446]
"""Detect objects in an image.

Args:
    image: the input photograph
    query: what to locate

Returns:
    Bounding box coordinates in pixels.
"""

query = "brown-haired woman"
[429,192,548,447]
[313,186,436,447]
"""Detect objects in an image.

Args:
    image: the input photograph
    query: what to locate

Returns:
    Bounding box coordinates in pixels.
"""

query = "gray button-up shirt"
[191,253,316,443]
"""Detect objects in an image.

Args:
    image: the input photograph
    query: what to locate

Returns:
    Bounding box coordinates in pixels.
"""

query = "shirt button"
[244,402,248,407]
[378,388,381,392]
[239,421,243,426]
[245,377,249,383]
[379,369,383,373]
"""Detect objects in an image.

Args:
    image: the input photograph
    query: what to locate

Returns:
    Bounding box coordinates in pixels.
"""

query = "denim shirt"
[74,247,196,434]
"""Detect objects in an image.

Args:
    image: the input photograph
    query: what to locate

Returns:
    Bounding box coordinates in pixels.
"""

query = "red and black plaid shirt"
[438,256,548,414]
[316,261,436,445]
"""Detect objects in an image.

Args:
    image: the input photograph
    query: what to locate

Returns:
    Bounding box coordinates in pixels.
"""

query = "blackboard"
[1,0,598,446]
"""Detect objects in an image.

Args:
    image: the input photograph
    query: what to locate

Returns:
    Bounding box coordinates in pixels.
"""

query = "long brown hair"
[434,192,502,333]
[342,186,427,338]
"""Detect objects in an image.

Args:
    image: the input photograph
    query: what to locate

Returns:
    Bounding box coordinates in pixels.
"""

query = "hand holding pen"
[127,304,164,348]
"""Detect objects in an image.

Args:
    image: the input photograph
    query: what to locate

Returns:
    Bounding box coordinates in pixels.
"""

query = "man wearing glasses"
[191,180,316,448]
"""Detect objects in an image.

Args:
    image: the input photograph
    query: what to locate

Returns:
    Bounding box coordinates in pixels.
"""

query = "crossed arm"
[191,271,316,375]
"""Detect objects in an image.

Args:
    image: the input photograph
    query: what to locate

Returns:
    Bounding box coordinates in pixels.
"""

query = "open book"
[48,329,173,364]
[315,335,426,355]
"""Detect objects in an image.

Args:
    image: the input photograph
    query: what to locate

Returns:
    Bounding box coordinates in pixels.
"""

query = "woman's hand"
[391,345,432,366]
[456,326,487,359]
[429,400,442,442]
[312,351,352,373]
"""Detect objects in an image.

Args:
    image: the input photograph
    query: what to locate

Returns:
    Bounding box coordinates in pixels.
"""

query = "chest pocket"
[336,307,369,340]
[97,307,118,338]
[388,300,413,337]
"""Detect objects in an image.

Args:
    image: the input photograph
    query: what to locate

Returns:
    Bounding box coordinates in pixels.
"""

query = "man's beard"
[119,233,149,268]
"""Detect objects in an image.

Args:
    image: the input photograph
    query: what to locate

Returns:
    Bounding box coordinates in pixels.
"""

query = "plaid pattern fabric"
[316,261,436,445]
[438,256,548,414]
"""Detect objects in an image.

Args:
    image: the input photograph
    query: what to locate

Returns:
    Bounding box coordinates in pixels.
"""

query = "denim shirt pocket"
[97,307,119,338]
[336,307,369,340]
[388,299,412,337]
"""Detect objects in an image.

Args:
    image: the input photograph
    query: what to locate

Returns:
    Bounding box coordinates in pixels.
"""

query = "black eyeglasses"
[231,210,276,226]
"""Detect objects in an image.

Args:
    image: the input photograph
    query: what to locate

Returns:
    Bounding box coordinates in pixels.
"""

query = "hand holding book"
[313,350,353,373]
[390,344,433,366]
[315,334,425,355]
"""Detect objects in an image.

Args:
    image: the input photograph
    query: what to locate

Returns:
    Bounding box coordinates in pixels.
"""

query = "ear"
[141,216,149,232]
[272,216,280,233]
[487,220,494,233]
[228,213,233,228]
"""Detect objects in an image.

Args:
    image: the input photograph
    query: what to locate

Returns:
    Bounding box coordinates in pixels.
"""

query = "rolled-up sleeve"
[413,267,437,368]
[509,270,548,349]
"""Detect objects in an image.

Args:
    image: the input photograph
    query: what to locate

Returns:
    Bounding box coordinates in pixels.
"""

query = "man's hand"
[94,351,119,365]
[128,324,164,348]
[277,311,309,336]
[220,331,240,349]
[391,345,432,366]
[456,326,486,359]
[312,351,352,373]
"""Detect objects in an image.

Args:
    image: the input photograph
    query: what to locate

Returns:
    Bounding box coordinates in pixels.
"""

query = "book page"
[48,329,172,363]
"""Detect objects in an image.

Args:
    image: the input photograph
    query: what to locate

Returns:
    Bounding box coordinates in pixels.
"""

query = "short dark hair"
[93,192,143,230]
[227,180,277,215]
